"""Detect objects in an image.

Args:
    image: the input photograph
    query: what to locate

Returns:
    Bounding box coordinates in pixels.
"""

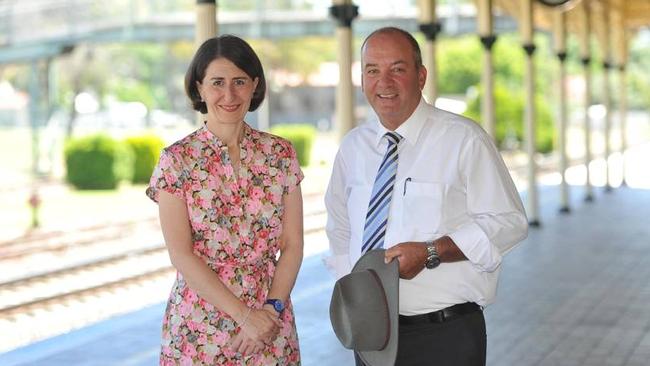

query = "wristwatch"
[264,298,285,314]
[424,240,441,269]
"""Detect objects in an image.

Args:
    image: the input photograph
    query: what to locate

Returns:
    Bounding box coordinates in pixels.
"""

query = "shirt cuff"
[322,254,352,280]
[448,222,502,272]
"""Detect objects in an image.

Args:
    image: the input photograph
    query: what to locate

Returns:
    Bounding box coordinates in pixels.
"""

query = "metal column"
[598,6,613,192]
[477,0,496,140]
[195,0,217,48]
[330,0,358,140]
[578,2,594,202]
[521,0,539,226]
[618,65,627,186]
[554,10,570,213]
[418,0,440,105]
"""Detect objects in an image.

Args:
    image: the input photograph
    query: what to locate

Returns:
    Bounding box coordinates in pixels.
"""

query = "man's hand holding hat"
[384,242,428,279]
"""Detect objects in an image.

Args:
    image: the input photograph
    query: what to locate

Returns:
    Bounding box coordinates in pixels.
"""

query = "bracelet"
[240,308,252,328]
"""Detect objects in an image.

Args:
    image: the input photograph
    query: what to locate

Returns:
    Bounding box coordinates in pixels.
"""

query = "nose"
[377,72,393,88]
[223,83,236,102]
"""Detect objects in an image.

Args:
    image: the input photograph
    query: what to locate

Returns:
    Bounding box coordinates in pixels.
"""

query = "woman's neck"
[205,120,244,148]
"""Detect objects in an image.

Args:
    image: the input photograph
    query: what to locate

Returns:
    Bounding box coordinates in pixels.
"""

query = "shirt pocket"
[346,184,373,249]
[402,181,446,234]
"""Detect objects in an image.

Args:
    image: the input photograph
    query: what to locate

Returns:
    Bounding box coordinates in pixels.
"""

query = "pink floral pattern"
[147,123,303,365]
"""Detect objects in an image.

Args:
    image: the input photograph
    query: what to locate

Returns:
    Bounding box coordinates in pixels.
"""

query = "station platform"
[1,183,649,366]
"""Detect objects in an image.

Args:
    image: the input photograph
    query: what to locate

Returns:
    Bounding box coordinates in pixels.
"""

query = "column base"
[559,206,570,214]
[584,194,594,202]
[528,219,541,227]
[605,185,613,193]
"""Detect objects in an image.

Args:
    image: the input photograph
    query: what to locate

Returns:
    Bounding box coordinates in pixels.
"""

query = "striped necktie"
[361,131,402,253]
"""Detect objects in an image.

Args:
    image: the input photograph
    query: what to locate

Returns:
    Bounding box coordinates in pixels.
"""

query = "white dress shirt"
[325,98,528,315]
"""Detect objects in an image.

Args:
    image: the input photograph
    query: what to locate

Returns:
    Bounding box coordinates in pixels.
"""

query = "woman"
[147,35,303,365]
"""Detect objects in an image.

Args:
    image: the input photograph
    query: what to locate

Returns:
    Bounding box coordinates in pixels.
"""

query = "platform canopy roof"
[492,0,650,64]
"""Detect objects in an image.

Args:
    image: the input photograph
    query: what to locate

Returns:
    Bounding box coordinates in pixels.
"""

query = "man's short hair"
[361,27,423,68]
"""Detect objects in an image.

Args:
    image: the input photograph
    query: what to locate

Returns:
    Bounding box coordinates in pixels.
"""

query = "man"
[325,27,528,366]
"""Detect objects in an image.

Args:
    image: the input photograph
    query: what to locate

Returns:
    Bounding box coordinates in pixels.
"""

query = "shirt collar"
[199,121,253,151]
[373,97,430,148]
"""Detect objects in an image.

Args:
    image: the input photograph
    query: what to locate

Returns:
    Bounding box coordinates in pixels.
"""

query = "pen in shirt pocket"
[403,177,412,195]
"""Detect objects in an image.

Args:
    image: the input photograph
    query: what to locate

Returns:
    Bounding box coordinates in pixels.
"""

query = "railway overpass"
[0,2,517,64]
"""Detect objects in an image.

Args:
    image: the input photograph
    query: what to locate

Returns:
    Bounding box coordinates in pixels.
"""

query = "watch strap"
[264,298,284,314]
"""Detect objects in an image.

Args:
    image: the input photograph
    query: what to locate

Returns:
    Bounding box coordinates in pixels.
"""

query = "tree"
[464,83,555,153]
[436,36,482,95]
[250,36,338,81]
[57,46,111,137]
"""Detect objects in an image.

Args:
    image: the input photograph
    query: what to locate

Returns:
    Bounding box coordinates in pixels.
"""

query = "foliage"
[464,83,555,153]
[432,33,556,153]
[434,34,554,96]
[124,134,165,184]
[56,46,112,108]
[270,124,316,167]
[106,43,173,111]
[64,134,134,190]
[250,37,338,80]
[111,79,156,109]
[436,37,482,94]
[627,36,650,109]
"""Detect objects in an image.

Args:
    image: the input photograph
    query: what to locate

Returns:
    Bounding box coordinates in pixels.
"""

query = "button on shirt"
[324,98,528,315]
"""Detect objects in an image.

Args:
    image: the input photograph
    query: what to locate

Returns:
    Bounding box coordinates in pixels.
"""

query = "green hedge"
[64,134,134,190]
[270,124,316,167]
[125,134,165,184]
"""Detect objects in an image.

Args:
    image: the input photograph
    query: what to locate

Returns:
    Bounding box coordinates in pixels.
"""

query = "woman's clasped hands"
[228,306,282,356]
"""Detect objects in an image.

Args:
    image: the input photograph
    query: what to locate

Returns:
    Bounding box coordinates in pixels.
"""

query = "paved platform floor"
[1,184,649,366]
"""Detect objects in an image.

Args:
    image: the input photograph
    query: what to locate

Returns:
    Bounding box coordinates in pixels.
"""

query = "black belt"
[399,302,482,325]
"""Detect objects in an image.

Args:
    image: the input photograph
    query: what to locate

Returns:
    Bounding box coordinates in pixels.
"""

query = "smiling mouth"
[220,105,240,112]
[377,93,397,99]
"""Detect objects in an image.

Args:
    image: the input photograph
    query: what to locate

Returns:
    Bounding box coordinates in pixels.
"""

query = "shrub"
[125,134,165,184]
[464,84,555,153]
[64,134,133,190]
[270,124,316,167]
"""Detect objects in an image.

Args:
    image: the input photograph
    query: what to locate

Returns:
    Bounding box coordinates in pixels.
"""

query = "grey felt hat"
[329,249,399,366]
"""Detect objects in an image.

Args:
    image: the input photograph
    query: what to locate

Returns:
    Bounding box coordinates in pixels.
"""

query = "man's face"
[361,32,426,130]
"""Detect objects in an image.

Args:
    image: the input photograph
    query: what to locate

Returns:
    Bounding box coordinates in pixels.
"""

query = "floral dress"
[146,123,303,365]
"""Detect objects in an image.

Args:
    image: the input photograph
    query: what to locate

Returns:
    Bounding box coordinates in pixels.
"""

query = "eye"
[366,68,379,75]
[391,67,405,73]
[211,79,224,87]
[234,79,247,86]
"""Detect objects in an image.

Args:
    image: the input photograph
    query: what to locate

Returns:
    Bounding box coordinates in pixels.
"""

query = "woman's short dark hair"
[185,34,266,113]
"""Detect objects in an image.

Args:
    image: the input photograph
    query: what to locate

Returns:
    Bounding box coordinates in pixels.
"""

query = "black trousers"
[354,310,486,366]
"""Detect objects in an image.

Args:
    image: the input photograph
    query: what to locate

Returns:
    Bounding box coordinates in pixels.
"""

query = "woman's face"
[197,57,258,126]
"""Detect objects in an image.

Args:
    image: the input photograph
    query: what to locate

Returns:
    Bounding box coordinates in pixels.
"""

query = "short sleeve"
[145,148,186,203]
[280,140,304,195]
